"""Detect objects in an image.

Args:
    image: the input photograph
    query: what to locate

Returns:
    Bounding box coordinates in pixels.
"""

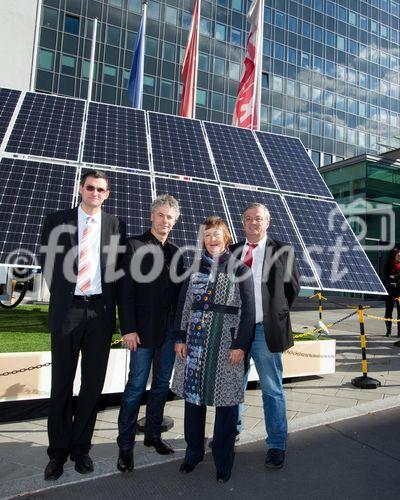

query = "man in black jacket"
[40,170,126,480]
[116,194,184,472]
[230,202,300,470]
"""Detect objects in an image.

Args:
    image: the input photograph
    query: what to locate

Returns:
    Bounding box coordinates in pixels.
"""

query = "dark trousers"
[47,298,112,461]
[117,318,175,451]
[385,296,400,335]
[184,401,238,475]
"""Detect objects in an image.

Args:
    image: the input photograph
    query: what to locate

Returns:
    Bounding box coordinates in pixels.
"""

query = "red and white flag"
[179,0,200,119]
[232,0,264,130]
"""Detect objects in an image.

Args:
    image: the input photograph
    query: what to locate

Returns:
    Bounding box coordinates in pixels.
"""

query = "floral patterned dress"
[172,252,255,407]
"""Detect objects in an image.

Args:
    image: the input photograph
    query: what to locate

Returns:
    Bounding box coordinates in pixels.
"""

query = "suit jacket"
[118,230,185,348]
[40,207,126,333]
[230,237,300,353]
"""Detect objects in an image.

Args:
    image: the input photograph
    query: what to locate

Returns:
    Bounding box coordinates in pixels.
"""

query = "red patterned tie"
[77,217,93,294]
[243,243,258,268]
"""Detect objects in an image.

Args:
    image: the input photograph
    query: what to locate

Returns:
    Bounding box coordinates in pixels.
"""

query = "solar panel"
[154,177,227,258]
[285,196,386,294]
[222,187,318,287]
[83,103,149,171]
[82,169,153,238]
[204,122,276,189]
[0,158,76,266]
[0,88,20,146]
[6,93,85,161]
[149,112,216,179]
[256,132,333,198]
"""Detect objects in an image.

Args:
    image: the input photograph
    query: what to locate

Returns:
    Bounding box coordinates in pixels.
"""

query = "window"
[143,75,155,92]
[109,0,122,7]
[286,80,295,96]
[165,6,177,25]
[197,89,207,106]
[107,26,120,45]
[38,49,54,71]
[146,37,158,57]
[198,53,209,71]
[229,62,240,80]
[311,151,320,167]
[285,112,294,129]
[82,60,98,79]
[64,14,79,35]
[148,1,160,20]
[299,116,308,131]
[232,0,242,12]
[200,19,211,36]
[42,7,58,29]
[215,23,227,42]
[163,42,175,62]
[272,76,283,92]
[272,110,282,126]
[61,54,76,75]
[275,12,284,28]
[182,12,192,30]
[231,28,241,46]
[212,92,223,111]
[274,43,284,60]
[288,16,297,32]
[214,57,225,76]
[128,0,141,13]
[103,65,117,85]
[160,80,173,99]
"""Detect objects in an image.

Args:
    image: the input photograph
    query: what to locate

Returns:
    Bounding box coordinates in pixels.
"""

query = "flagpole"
[87,18,98,102]
[193,0,201,118]
[252,0,264,130]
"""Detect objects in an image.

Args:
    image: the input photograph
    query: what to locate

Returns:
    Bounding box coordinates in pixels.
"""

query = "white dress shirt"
[241,234,267,323]
[74,204,102,295]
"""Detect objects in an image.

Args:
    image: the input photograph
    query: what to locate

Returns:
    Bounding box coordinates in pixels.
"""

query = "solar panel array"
[0,87,386,294]
[83,103,149,171]
[0,88,20,146]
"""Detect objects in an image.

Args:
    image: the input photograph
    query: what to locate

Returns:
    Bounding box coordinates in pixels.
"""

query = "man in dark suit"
[116,194,184,472]
[230,202,300,469]
[40,170,126,480]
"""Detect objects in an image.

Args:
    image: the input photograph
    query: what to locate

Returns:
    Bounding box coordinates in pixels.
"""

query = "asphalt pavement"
[18,407,400,500]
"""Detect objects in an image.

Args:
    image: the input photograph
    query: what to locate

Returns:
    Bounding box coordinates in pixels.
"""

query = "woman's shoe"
[179,462,196,474]
[216,470,231,483]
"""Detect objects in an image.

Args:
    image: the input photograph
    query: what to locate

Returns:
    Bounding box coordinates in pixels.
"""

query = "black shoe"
[216,471,231,483]
[117,449,134,472]
[265,449,285,469]
[144,437,174,455]
[385,332,391,337]
[179,461,196,474]
[44,458,64,481]
[394,340,400,347]
[71,454,94,474]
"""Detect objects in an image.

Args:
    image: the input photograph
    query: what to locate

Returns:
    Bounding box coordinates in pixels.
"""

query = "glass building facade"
[36,0,400,166]
[321,155,400,277]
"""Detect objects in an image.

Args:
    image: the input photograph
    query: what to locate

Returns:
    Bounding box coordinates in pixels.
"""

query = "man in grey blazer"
[230,202,300,469]
[40,169,126,480]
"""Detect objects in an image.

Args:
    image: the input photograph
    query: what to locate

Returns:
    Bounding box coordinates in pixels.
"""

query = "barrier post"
[318,291,323,321]
[351,305,381,389]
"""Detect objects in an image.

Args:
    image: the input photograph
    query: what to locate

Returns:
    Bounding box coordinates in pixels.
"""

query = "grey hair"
[151,194,180,220]
[242,203,270,222]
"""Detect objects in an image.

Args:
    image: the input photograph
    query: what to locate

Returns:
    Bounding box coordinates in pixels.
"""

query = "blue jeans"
[117,320,175,451]
[239,324,287,450]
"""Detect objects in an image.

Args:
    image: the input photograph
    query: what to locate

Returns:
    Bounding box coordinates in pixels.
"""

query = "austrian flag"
[232,0,264,130]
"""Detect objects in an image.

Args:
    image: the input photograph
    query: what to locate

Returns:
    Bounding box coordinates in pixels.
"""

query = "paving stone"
[307,394,359,408]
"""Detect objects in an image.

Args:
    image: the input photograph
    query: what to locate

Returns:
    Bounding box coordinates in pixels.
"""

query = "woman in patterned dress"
[172,216,255,482]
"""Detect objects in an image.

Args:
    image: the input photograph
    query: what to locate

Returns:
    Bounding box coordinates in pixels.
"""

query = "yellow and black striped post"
[318,291,323,322]
[351,305,381,389]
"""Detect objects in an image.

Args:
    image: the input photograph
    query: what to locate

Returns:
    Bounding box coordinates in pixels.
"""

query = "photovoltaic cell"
[0,88,20,146]
[222,187,318,287]
[154,177,227,256]
[204,122,276,189]
[256,132,333,198]
[285,196,386,294]
[0,158,76,266]
[83,103,149,170]
[6,93,85,160]
[149,112,216,179]
[84,169,152,238]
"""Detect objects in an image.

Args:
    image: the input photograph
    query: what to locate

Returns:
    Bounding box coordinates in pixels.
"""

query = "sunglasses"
[84,185,108,193]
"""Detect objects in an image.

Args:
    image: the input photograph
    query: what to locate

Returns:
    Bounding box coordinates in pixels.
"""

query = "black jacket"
[40,207,126,333]
[230,237,300,353]
[118,230,185,348]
